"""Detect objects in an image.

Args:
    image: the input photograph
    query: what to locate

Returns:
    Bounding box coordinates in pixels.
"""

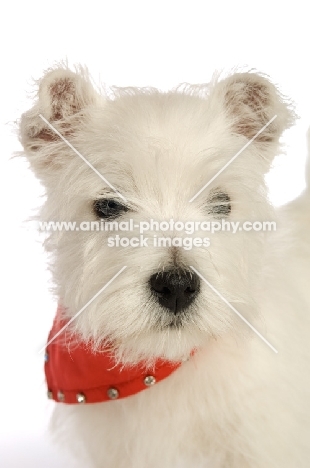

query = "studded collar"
[45,307,182,404]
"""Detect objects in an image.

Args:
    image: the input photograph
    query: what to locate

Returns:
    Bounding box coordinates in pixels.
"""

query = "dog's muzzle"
[149,269,200,314]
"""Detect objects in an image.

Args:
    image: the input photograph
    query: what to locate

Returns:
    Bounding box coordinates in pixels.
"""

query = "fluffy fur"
[20,65,310,467]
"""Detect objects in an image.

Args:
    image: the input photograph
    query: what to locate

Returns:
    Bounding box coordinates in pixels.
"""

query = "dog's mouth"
[167,317,185,329]
[157,310,190,330]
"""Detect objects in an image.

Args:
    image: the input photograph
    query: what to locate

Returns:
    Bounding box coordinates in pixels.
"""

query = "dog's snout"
[149,270,200,314]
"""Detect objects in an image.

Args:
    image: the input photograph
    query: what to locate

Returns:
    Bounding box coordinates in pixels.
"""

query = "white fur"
[20,65,310,467]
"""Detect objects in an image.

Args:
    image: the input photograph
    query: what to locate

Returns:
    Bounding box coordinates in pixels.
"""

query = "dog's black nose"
[149,270,200,314]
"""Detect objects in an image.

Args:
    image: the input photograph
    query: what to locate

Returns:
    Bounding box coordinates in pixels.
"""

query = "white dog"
[20,66,310,467]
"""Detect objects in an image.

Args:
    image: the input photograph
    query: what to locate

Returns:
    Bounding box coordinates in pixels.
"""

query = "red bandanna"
[45,308,182,404]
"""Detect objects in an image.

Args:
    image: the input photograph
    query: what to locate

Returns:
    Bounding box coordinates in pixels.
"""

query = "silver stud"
[44,352,49,362]
[144,375,156,386]
[107,388,119,399]
[76,393,86,404]
[47,390,53,399]
[57,391,65,402]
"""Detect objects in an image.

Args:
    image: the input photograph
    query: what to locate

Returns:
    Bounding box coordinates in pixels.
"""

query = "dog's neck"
[44,306,183,404]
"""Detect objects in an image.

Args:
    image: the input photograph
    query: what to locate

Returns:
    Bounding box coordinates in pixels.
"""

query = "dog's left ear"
[21,66,99,143]
[215,72,295,145]
[19,65,101,179]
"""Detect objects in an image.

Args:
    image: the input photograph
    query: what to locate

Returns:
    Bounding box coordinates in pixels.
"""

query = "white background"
[1,1,309,466]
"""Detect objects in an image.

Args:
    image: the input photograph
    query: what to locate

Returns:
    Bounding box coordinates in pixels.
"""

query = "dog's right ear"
[212,72,295,150]
[19,66,100,178]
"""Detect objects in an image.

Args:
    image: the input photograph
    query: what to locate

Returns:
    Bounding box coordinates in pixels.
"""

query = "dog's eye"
[93,199,128,219]
[207,191,231,217]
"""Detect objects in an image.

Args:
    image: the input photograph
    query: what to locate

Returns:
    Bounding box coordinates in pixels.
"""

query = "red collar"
[45,308,182,404]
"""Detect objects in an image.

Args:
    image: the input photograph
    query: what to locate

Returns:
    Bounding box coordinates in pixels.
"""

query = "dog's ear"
[19,66,100,177]
[215,72,294,145]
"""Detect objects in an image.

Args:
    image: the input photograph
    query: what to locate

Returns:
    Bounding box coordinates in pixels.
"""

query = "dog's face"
[20,67,293,364]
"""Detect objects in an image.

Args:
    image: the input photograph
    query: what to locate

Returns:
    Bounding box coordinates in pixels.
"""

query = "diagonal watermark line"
[189,115,277,203]
[38,265,127,354]
[39,114,126,201]
[190,266,278,354]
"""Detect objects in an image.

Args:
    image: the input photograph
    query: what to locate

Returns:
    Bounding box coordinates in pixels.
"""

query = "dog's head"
[20,66,293,364]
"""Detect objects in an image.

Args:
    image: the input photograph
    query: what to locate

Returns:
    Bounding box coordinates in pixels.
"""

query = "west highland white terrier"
[19,66,310,467]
